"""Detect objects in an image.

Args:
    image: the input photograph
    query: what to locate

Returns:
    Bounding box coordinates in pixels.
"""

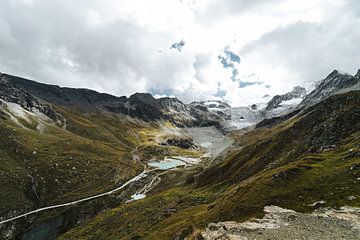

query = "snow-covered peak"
[300,69,360,108]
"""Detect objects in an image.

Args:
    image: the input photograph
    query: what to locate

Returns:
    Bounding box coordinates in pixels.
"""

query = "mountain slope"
[265,85,306,112]
[4,73,229,130]
[299,69,360,108]
[1,70,359,239]
[0,73,207,239]
[59,89,360,239]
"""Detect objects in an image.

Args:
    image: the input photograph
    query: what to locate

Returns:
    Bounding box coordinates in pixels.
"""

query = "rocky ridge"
[0,73,66,126]
[256,69,360,129]
[4,73,230,131]
[266,86,306,112]
[299,69,360,108]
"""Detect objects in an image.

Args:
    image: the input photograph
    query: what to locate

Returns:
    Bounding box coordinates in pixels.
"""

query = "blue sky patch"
[239,81,263,88]
[170,40,186,52]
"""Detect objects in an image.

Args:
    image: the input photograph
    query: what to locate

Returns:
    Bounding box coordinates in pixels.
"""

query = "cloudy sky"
[1,0,360,106]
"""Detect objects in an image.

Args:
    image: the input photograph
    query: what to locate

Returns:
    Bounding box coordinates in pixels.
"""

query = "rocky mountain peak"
[265,85,306,111]
[0,73,9,84]
[355,69,360,79]
[159,97,188,113]
[326,69,341,79]
[290,86,307,97]
[129,92,156,103]
[299,69,360,108]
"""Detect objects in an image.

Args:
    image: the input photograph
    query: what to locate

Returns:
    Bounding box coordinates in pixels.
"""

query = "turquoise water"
[148,159,185,170]
[200,142,212,148]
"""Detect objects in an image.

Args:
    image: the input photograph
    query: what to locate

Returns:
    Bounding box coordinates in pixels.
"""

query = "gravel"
[202,205,360,240]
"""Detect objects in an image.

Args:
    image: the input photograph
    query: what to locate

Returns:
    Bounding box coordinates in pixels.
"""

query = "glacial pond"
[147,158,186,170]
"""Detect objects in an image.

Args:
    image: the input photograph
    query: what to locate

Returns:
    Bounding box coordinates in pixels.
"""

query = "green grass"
[58,91,360,239]
[0,108,149,218]
[0,104,208,240]
[59,135,360,240]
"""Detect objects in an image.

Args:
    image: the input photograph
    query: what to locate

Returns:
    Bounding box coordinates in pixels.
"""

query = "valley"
[0,70,360,239]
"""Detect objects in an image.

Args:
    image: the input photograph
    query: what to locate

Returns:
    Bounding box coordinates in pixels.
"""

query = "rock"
[163,208,177,217]
[266,86,306,111]
[348,196,357,201]
[251,104,257,110]
[163,138,196,149]
[299,70,360,108]
[201,206,360,240]
[308,200,326,207]
[0,74,66,126]
[25,174,40,202]
[350,164,360,171]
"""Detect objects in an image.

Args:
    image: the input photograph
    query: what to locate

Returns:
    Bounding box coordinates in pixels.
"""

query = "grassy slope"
[59,91,360,240]
[0,101,202,229]
[0,108,143,218]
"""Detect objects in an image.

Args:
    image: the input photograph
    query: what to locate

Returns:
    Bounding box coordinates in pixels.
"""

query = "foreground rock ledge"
[201,205,360,240]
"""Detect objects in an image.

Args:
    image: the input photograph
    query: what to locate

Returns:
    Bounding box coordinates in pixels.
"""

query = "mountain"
[3,73,229,130]
[0,74,66,127]
[299,69,360,108]
[220,86,306,130]
[1,72,217,240]
[265,85,306,112]
[58,78,360,240]
[256,69,360,129]
[1,69,360,240]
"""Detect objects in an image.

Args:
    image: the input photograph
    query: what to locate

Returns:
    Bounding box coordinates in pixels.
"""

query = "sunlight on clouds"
[0,0,359,107]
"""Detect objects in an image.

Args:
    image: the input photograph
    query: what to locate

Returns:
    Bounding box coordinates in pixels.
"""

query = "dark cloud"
[0,0,359,106]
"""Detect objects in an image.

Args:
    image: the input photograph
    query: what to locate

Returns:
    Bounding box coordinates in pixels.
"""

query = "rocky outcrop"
[299,70,360,108]
[257,69,360,129]
[0,73,66,126]
[266,86,306,111]
[161,138,196,149]
[201,206,360,240]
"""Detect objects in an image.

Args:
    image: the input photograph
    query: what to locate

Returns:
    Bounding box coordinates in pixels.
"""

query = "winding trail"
[131,168,178,199]
[0,169,147,225]
[1,127,227,226]
[0,164,185,225]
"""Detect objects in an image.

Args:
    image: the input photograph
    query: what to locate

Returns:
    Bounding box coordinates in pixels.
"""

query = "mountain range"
[0,69,359,239]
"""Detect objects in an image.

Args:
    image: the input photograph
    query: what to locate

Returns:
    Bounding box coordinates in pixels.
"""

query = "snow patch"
[4,101,31,122]
[0,99,51,132]
[130,193,146,201]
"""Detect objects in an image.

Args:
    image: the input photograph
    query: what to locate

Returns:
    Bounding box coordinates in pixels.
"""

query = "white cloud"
[0,0,359,106]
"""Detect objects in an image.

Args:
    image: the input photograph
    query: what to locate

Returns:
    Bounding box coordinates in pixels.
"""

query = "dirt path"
[0,169,148,225]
